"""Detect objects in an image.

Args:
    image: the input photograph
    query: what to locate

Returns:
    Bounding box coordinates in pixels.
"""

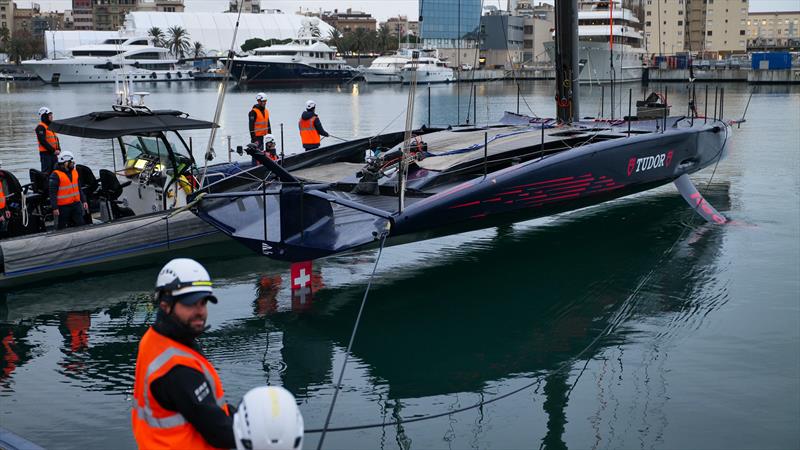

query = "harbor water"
[0,80,798,449]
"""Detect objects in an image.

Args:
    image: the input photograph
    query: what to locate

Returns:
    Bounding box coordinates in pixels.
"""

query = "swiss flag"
[290,261,313,290]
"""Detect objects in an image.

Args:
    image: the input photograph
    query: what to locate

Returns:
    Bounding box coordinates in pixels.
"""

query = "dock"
[646,67,800,84]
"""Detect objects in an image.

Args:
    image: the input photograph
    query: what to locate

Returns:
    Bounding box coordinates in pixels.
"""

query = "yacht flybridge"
[22,36,195,84]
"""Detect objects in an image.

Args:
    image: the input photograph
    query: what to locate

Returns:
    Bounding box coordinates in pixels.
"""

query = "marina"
[1,0,799,447]
[0,76,798,449]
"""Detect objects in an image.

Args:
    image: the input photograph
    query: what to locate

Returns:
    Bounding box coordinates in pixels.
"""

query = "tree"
[148,27,165,47]
[192,41,204,59]
[376,26,395,54]
[327,29,348,54]
[166,26,191,59]
[350,28,372,65]
[0,26,10,52]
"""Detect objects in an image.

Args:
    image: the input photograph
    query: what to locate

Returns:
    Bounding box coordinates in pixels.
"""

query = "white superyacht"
[545,0,645,83]
[22,36,194,84]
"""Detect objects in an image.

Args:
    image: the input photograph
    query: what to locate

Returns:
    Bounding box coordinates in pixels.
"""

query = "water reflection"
[0,183,731,449]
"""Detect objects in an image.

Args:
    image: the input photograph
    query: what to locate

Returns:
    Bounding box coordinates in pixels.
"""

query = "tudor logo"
[628,151,674,176]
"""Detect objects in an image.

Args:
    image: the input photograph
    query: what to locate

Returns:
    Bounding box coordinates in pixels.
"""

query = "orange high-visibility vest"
[54,169,80,206]
[37,122,60,153]
[132,327,229,450]
[299,116,320,145]
[251,107,270,137]
[0,184,6,210]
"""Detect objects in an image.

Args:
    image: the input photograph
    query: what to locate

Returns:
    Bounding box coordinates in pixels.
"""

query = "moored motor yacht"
[360,48,414,84]
[400,49,455,84]
[22,36,196,84]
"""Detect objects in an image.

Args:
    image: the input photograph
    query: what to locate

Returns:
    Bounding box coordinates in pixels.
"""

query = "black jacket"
[48,167,87,210]
[248,104,272,141]
[148,310,235,449]
[301,110,329,137]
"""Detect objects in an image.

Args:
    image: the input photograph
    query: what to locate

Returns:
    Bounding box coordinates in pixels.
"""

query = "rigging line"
[201,0,245,184]
[495,0,540,119]
[316,232,389,450]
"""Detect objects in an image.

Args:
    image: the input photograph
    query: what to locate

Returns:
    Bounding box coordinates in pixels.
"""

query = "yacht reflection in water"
[0,183,731,448]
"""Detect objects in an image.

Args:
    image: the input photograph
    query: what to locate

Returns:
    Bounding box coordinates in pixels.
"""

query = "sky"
[14,0,800,21]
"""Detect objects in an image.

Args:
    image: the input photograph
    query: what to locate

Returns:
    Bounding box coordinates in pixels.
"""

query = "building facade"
[13,2,39,35]
[381,15,419,38]
[228,0,260,14]
[420,0,482,48]
[480,11,524,68]
[138,0,184,13]
[72,0,92,30]
[747,11,800,50]
[0,0,13,36]
[514,1,554,66]
[643,0,748,57]
[321,8,376,33]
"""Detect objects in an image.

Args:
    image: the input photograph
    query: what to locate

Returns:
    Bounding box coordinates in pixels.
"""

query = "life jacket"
[54,168,81,206]
[132,327,229,450]
[299,116,320,145]
[251,107,269,137]
[38,122,60,153]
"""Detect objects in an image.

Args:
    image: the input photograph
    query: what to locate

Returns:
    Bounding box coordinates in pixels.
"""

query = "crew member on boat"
[48,151,87,230]
[0,161,11,234]
[299,100,329,151]
[132,258,236,450]
[264,134,279,161]
[248,93,272,159]
[35,107,61,173]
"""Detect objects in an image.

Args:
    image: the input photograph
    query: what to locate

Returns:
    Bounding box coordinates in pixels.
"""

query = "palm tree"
[148,26,165,47]
[166,26,191,59]
[192,41,204,59]
[351,28,370,66]
[327,29,347,54]
[376,26,393,53]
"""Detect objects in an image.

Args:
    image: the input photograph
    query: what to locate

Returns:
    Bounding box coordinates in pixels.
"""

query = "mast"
[554,0,580,123]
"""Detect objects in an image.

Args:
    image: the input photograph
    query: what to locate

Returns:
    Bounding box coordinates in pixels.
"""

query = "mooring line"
[316,232,389,450]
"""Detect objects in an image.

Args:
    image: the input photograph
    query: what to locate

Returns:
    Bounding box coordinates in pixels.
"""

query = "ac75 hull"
[193,118,731,262]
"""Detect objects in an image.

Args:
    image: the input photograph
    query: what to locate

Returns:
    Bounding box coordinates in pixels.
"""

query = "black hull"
[230,60,357,84]
[194,117,732,262]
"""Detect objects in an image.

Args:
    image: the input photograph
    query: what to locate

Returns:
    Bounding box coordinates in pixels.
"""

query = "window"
[739,29,745,35]
[707,30,712,36]
[645,21,651,26]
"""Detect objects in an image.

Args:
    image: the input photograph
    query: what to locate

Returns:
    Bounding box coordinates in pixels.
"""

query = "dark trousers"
[40,152,57,173]
[303,143,320,151]
[56,202,85,230]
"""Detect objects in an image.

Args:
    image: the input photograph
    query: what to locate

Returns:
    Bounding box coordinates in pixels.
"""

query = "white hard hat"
[38,106,52,116]
[57,150,74,163]
[305,100,315,110]
[155,258,217,305]
[233,386,304,450]
[264,134,275,145]
[256,92,267,101]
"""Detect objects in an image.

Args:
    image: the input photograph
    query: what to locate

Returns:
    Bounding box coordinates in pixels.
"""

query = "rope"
[316,232,389,449]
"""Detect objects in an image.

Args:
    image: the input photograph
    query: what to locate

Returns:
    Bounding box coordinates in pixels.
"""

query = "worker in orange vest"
[132,258,235,450]
[48,151,87,230]
[35,106,61,173]
[0,161,11,234]
[299,100,329,151]
[248,93,272,164]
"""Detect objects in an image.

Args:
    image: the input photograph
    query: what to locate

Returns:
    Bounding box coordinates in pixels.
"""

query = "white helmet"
[305,100,315,110]
[264,134,276,145]
[57,150,75,163]
[233,386,304,450]
[38,106,52,117]
[256,93,267,102]
[155,258,217,305]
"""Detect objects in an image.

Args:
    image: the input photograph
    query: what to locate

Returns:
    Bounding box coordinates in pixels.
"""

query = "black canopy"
[49,109,217,139]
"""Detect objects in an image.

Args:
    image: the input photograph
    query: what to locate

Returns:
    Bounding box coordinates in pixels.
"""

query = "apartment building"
[381,15,419,38]
[643,0,748,57]
[138,0,184,13]
[72,0,92,30]
[1,0,13,34]
[322,8,377,33]
[747,11,800,49]
[513,1,554,65]
[228,0,260,14]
